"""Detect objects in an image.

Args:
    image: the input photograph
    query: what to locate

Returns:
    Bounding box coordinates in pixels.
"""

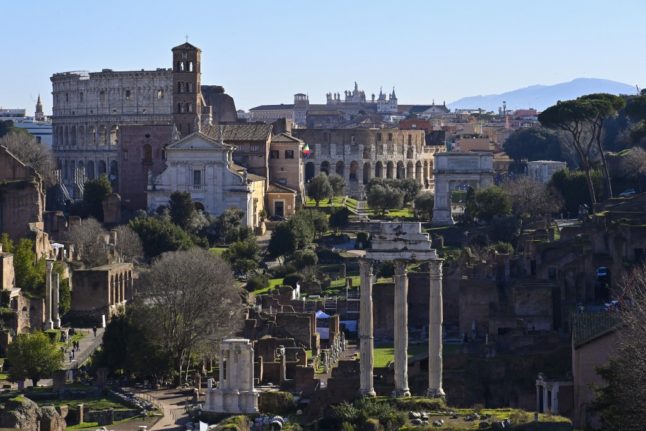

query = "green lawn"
[209,247,228,257]
[374,344,427,368]
[304,196,347,208]
[39,396,131,410]
[251,277,284,295]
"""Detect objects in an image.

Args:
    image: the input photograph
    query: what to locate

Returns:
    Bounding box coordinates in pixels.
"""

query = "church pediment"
[166,132,233,151]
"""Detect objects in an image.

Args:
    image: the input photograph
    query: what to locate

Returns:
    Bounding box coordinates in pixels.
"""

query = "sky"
[2,0,646,114]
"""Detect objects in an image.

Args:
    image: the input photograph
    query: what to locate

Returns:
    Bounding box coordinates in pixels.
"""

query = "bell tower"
[172,42,202,137]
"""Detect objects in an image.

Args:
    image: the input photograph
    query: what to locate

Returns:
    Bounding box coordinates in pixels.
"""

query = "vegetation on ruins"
[12,238,45,294]
[548,169,603,215]
[7,332,63,387]
[82,174,112,221]
[0,128,55,185]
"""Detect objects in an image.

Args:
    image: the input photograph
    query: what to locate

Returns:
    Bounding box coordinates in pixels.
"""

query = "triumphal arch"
[432,152,494,225]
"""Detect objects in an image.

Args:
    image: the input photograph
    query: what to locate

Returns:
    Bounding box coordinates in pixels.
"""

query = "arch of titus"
[359,222,444,397]
[432,152,494,225]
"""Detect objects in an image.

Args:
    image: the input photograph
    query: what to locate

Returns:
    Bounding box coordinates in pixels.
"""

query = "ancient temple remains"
[359,222,444,397]
[203,338,259,414]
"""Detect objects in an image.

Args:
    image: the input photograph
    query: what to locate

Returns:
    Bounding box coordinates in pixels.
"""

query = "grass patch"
[374,344,427,368]
[251,277,284,295]
[209,247,228,257]
[39,396,131,411]
[305,197,347,208]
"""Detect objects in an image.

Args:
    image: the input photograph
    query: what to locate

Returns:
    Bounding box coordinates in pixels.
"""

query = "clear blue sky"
[2,0,645,114]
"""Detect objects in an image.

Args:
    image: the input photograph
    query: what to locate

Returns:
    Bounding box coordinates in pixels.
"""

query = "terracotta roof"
[267,182,297,194]
[202,123,272,142]
[271,133,303,144]
[249,104,294,111]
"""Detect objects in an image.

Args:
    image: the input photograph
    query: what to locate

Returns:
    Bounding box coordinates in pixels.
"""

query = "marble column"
[427,259,445,397]
[359,258,376,396]
[393,260,410,397]
[44,260,54,330]
[551,383,559,413]
[53,272,61,328]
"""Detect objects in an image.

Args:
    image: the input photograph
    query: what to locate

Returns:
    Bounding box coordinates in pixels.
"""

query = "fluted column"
[53,272,61,328]
[427,259,445,397]
[359,258,376,396]
[393,260,410,397]
[44,260,54,330]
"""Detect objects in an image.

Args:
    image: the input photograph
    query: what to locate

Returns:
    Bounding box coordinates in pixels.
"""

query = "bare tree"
[0,131,55,185]
[135,248,243,383]
[65,218,109,268]
[501,176,563,220]
[113,225,144,263]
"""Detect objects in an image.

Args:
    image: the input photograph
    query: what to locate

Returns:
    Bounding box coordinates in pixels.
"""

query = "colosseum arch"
[86,161,95,180]
[321,161,330,175]
[349,161,359,182]
[415,161,423,183]
[396,161,405,179]
[407,161,414,179]
[98,160,107,176]
[110,125,118,145]
[363,162,371,185]
[407,145,414,159]
[98,126,107,145]
[386,161,394,179]
[375,161,383,178]
[336,161,345,177]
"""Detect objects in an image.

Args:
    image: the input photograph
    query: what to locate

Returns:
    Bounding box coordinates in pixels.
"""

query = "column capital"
[359,258,373,276]
[428,259,443,279]
[394,260,407,276]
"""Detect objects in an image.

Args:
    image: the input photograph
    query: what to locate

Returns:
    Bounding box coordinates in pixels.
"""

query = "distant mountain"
[448,78,638,112]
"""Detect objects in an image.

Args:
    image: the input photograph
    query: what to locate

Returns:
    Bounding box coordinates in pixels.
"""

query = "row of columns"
[359,258,444,397]
[45,260,61,330]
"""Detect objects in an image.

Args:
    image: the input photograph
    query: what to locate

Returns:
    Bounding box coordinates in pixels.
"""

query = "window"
[377,133,382,142]
[193,170,202,186]
[177,82,182,93]
[100,90,105,102]
[285,150,294,159]
[79,92,84,102]
[125,90,131,100]
[408,135,412,144]
[270,150,279,159]
[157,89,164,99]
[189,61,194,72]
[388,133,393,141]
[65,93,69,103]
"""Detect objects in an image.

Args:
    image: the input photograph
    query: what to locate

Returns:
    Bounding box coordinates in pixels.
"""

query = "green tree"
[306,174,332,207]
[548,169,603,215]
[474,186,512,222]
[329,207,350,232]
[268,222,298,259]
[287,212,315,248]
[328,174,346,197]
[204,208,252,245]
[129,215,194,259]
[539,93,625,203]
[83,174,112,221]
[0,233,14,253]
[397,178,421,205]
[502,127,565,163]
[13,239,44,294]
[222,239,262,276]
[462,187,477,224]
[414,192,434,222]
[367,184,404,216]
[169,191,195,229]
[7,332,63,386]
[293,249,318,270]
[625,90,646,144]
[0,120,13,138]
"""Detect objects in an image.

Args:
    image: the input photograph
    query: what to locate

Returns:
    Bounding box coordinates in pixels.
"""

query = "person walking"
[93,326,97,337]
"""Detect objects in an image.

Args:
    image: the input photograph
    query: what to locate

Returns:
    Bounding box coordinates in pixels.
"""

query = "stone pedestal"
[359,259,376,397]
[393,261,410,397]
[427,260,445,398]
[203,339,259,414]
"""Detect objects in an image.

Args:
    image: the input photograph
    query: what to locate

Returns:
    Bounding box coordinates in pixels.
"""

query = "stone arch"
[109,160,118,182]
[375,161,383,178]
[110,125,118,145]
[407,161,414,179]
[98,160,107,176]
[386,161,394,179]
[363,162,371,184]
[397,161,405,179]
[320,161,330,175]
[86,161,95,180]
[305,162,315,182]
[349,161,359,182]
[415,161,422,183]
[336,161,345,177]
[88,126,96,146]
[78,125,85,146]
[63,126,69,146]
[98,125,107,145]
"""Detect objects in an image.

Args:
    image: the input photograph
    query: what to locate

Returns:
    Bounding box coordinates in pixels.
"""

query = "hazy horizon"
[2,0,645,113]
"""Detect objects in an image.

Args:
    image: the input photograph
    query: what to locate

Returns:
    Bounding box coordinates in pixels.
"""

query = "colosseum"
[293,128,444,198]
[50,68,173,196]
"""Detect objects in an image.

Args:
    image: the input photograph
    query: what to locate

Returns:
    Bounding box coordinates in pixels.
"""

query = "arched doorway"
[305,162,315,182]
[375,161,383,178]
[349,161,358,182]
[386,161,394,179]
[336,161,345,177]
[363,162,371,185]
[98,160,107,176]
[415,161,422,183]
[321,161,330,175]
[397,161,405,179]
[407,161,414,179]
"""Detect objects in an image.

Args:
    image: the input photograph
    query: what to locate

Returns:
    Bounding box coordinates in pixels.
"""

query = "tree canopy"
[7,332,63,387]
[169,191,195,229]
[83,175,112,221]
[129,215,194,259]
[306,174,332,206]
[502,127,565,163]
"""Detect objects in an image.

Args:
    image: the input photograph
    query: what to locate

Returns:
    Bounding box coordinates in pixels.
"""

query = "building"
[527,160,568,183]
[50,42,237,197]
[70,262,134,322]
[0,146,47,250]
[294,128,442,198]
[147,132,265,228]
[0,100,53,147]
[268,133,305,201]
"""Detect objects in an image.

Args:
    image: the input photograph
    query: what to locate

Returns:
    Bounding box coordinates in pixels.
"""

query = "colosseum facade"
[293,128,444,199]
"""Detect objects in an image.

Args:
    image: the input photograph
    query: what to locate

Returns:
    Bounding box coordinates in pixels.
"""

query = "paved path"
[133,388,192,431]
[65,328,105,370]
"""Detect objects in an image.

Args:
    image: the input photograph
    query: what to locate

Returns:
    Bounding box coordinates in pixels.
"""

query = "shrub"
[293,249,318,269]
[258,391,296,415]
[246,273,269,292]
[283,273,304,288]
[270,263,297,278]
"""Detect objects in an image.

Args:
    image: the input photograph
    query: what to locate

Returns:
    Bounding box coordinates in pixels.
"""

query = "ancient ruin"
[203,338,259,414]
[359,222,444,397]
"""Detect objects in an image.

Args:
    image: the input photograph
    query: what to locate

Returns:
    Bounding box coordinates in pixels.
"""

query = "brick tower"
[172,42,202,137]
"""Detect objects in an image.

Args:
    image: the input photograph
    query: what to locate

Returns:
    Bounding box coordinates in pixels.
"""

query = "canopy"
[315,310,331,319]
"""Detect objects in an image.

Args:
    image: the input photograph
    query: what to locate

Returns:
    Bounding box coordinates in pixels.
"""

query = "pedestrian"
[68,352,73,362]
[93,326,97,337]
